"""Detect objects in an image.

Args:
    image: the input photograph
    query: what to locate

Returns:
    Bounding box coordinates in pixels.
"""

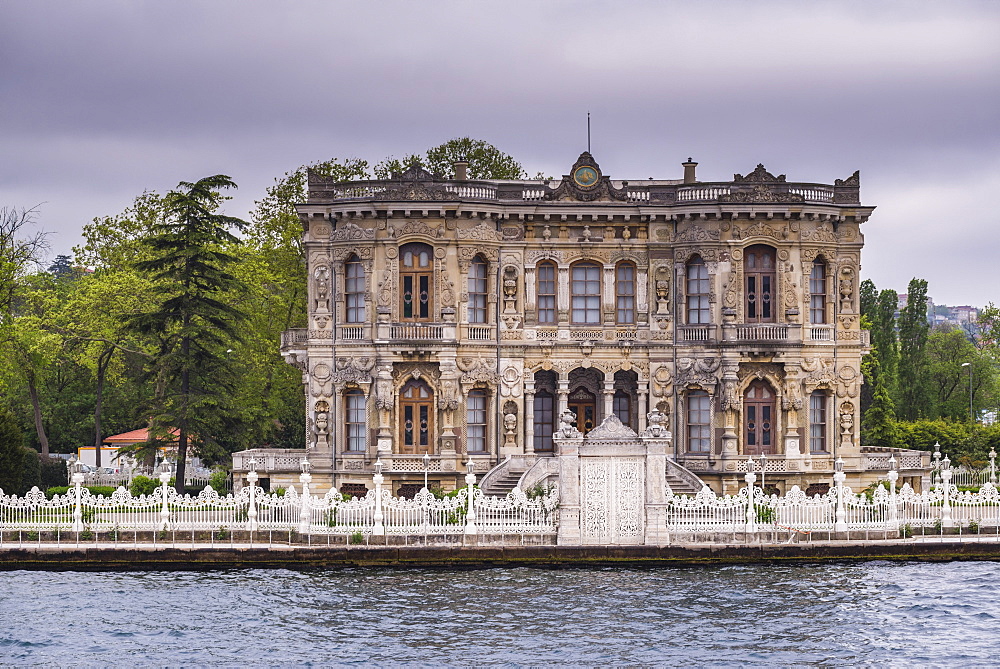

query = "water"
[2,562,999,666]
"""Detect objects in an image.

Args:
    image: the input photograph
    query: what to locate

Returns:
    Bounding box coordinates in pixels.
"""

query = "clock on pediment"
[544,152,629,202]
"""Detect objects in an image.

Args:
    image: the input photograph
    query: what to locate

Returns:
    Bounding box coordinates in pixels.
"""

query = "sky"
[2,0,998,306]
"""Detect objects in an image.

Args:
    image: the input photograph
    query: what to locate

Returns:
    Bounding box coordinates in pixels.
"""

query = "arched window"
[613,390,631,427]
[745,245,776,323]
[687,390,711,453]
[616,262,636,325]
[533,391,555,452]
[400,243,433,321]
[466,390,488,453]
[571,262,601,324]
[686,256,710,324]
[399,379,434,454]
[345,390,366,452]
[810,260,827,324]
[809,391,828,453]
[744,380,776,455]
[468,256,488,324]
[536,261,557,325]
[345,255,366,324]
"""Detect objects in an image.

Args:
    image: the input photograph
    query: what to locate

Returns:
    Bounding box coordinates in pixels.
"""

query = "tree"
[898,278,932,420]
[862,353,902,448]
[860,281,898,414]
[128,175,248,492]
[0,407,26,494]
[0,205,48,324]
[423,138,525,180]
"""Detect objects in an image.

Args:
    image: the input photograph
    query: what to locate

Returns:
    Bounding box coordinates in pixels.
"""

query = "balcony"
[280,328,307,350]
[676,325,714,343]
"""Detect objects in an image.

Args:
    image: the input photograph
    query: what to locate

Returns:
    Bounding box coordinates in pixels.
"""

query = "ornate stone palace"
[233,153,931,497]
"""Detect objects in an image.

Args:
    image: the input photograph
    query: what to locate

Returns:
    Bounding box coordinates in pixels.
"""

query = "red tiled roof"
[104,427,180,444]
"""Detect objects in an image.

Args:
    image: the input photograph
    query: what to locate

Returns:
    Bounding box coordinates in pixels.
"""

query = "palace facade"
[233,152,930,497]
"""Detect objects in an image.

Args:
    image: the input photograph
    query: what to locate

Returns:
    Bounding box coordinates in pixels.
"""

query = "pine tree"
[898,278,932,420]
[862,353,902,448]
[128,175,247,493]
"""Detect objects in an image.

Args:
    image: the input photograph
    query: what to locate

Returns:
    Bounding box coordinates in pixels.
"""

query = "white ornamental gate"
[580,457,645,545]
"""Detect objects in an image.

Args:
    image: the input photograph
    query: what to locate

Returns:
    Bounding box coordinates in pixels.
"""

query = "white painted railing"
[0,480,559,536]
[390,324,443,340]
[735,325,788,341]
[808,326,834,341]
[665,483,1000,532]
[678,326,711,342]
[466,325,495,341]
[677,185,731,201]
[340,326,365,341]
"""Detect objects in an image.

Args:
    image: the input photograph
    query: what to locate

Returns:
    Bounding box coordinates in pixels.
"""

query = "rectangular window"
[810,263,826,324]
[810,393,827,453]
[687,260,710,324]
[613,392,631,427]
[533,393,555,452]
[687,392,711,453]
[537,263,556,324]
[468,259,488,324]
[571,263,601,324]
[466,392,487,453]
[345,258,366,324]
[346,393,366,452]
[616,264,635,324]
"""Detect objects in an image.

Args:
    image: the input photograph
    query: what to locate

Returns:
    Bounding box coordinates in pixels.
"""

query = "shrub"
[208,470,229,494]
[40,457,67,489]
[45,485,117,499]
[19,448,42,494]
[0,409,26,494]
[349,531,364,544]
[130,475,158,497]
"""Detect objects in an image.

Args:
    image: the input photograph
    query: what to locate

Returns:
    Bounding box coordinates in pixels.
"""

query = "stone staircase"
[665,459,707,495]
[480,457,532,496]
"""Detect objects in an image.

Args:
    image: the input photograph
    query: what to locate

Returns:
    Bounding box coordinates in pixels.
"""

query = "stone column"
[557,373,570,417]
[603,265,615,324]
[524,380,536,455]
[557,266,570,324]
[638,386,649,433]
[603,378,615,421]
[643,432,671,546]
[554,429,584,545]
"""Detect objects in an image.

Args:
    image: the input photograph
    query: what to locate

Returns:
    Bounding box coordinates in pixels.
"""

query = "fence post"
[941,455,954,528]
[744,461,757,535]
[372,459,385,536]
[834,457,847,533]
[464,458,478,536]
[298,459,312,535]
[157,471,171,531]
[888,455,899,528]
[71,470,85,532]
[245,469,259,532]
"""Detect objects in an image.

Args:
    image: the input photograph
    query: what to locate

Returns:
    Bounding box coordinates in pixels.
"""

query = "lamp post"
[298,458,312,534]
[372,459,385,536]
[932,443,942,490]
[941,454,953,528]
[834,457,847,533]
[423,452,430,492]
[744,456,757,534]
[962,362,974,423]
[887,454,899,527]
[71,458,85,532]
[464,458,478,536]
[990,448,997,486]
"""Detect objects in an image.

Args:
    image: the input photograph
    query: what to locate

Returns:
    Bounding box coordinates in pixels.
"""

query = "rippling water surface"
[2,562,999,666]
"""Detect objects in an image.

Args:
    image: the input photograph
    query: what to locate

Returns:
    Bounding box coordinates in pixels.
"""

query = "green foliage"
[423,138,525,180]
[349,530,365,544]
[129,175,249,491]
[0,408,27,494]
[209,469,229,494]
[40,458,67,489]
[926,327,995,420]
[898,278,932,419]
[754,504,775,524]
[525,482,556,500]
[900,523,912,538]
[129,475,158,497]
[862,353,902,448]
[45,485,116,498]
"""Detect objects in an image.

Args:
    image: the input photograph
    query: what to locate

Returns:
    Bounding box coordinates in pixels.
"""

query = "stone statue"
[558,409,582,438]
[314,265,330,311]
[643,409,670,438]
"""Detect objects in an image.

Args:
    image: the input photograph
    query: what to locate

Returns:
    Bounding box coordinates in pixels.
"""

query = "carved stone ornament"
[500,366,522,397]
[732,222,787,241]
[388,220,442,238]
[733,164,787,183]
[458,222,503,242]
[314,265,330,311]
[802,223,837,243]
[544,152,630,202]
[676,357,721,389]
[834,170,860,187]
[652,365,673,397]
[375,165,458,201]
[719,185,804,203]
[643,410,670,438]
[332,356,375,385]
[458,357,501,387]
[673,225,720,243]
[331,222,375,240]
[438,378,460,412]
[585,414,638,441]
[558,409,583,438]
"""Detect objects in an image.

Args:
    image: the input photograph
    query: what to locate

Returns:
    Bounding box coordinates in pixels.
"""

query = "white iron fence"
[665,482,1000,533]
[0,476,559,537]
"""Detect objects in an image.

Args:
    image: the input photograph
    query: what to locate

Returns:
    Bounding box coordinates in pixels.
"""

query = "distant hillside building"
[233,153,930,496]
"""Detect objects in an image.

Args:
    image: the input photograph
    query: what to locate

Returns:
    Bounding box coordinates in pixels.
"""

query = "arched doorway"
[744,379,776,455]
[568,387,598,435]
[399,379,434,454]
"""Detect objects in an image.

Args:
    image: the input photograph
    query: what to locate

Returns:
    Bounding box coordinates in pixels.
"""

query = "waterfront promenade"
[4,534,1000,570]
